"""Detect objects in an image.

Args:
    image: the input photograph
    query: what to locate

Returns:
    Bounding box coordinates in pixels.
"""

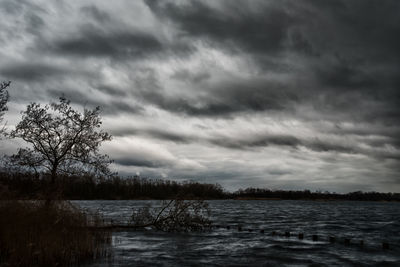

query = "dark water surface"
[75,200,400,267]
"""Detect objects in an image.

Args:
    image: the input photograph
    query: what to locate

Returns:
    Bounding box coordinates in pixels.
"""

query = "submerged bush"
[0,200,111,266]
[130,199,211,232]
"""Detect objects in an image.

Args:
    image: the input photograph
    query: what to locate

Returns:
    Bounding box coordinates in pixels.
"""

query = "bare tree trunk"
[46,164,58,205]
[51,166,57,185]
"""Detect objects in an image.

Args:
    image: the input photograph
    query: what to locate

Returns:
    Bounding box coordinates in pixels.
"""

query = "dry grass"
[0,200,111,266]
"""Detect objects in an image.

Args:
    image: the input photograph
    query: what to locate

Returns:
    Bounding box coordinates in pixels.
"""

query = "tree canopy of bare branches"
[9,97,112,184]
[0,81,10,137]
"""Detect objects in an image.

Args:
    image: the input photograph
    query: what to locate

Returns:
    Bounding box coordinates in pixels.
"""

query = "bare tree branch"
[0,81,11,137]
[129,199,211,232]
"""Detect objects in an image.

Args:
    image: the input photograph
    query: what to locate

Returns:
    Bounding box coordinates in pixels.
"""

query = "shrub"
[130,199,211,232]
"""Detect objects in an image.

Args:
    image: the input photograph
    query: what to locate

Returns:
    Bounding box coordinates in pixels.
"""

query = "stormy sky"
[1,0,399,192]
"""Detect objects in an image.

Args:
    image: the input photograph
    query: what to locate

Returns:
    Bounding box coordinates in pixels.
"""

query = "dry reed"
[0,200,111,266]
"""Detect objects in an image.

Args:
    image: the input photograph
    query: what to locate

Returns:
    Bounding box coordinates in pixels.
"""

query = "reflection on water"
[75,200,400,267]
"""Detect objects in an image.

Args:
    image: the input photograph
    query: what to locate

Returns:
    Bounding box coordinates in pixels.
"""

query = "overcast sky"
[1,0,399,192]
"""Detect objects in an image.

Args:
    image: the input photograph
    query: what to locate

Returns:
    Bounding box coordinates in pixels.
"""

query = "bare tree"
[0,81,11,137]
[10,97,112,186]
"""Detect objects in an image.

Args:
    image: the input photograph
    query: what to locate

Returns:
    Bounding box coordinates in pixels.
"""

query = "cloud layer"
[1,0,399,192]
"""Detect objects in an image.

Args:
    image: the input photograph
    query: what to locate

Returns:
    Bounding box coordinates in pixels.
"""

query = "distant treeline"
[1,172,399,201]
[233,187,400,201]
[0,172,225,200]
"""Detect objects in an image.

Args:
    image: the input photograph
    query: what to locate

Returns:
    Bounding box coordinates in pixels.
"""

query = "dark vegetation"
[0,199,111,266]
[232,187,400,201]
[1,172,399,201]
[0,172,225,200]
[129,199,211,231]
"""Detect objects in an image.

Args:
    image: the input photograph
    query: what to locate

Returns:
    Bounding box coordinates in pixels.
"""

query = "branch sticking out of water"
[129,199,211,232]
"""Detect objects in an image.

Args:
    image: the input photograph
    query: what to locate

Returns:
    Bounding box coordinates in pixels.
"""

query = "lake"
[75,200,400,267]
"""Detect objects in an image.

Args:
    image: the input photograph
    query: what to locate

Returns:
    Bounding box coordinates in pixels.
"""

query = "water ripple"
[76,200,400,267]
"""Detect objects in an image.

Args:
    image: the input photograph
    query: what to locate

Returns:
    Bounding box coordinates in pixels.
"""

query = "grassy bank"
[0,200,111,266]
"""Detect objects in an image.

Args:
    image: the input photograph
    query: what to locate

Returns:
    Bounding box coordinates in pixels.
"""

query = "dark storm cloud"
[100,101,143,115]
[267,169,292,176]
[0,63,67,81]
[111,127,194,144]
[171,69,211,84]
[111,127,298,152]
[208,133,399,160]
[141,129,193,143]
[153,97,248,117]
[208,134,354,156]
[139,93,278,117]
[210,134,301,150]
[144,0,318,62]
[114,158,165,168]
[36,23,195,60]
[316,58,378,90]
[302,0,400,125]
[144,0,400,124]
[136,72,299,117]
[306,138,355,154]
[47,28,164,58]
[324,123,400,141]
[146,0,295,54]
[306,0,400,58]
[205,80,298,114]
[110,126,399,161]
[142,94,256,117]
[96,85,127,97]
